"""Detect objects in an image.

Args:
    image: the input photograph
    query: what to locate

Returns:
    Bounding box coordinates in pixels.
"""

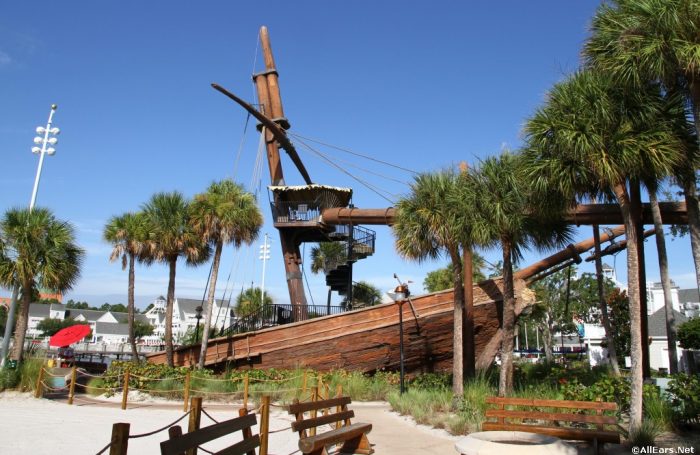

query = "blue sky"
[1,1,696,309]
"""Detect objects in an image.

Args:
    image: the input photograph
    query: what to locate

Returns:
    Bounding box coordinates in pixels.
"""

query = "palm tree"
[189,180,263,369]
[463,152,572,396]
[143,192,209,367]
[343,281,382,309]
[0,208,83,363]
[522,69,686,433]
[104,212,152,361]
[584,0,700,295]
[235,287,273,317]
[310,242,347,275]
[393,170,476,399]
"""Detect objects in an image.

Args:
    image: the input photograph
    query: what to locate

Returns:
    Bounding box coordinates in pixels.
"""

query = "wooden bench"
[482,397,621,454]
[288,396,373,455]
[160,410,259,455]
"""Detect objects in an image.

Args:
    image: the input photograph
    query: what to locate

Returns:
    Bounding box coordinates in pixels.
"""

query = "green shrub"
[666,373,700,423]
[560,375,659,414]
[677,317,700,350]
[0,365,21,391]
[410,372,451,390]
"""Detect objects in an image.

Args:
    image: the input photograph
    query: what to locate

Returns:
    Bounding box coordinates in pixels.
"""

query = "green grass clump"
[628,420,663,448]
[387,388,453,428]
[644,392,674,431]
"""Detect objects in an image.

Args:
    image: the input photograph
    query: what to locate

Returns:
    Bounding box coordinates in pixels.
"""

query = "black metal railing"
[270,201,321,223]
[220,303,345,337]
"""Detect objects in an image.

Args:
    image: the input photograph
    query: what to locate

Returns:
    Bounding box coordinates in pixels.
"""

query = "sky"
[1,1,697,310]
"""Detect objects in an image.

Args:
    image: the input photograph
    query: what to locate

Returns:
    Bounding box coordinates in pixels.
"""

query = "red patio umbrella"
[49,324,91,347]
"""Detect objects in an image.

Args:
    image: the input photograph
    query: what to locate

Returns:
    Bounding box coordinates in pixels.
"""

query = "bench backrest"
[160,412,259,455]
[485,397,618,429]
[288,396,354,437]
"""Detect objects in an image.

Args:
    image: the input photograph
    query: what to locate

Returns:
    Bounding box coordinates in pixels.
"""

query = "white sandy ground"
[0,392,460,454]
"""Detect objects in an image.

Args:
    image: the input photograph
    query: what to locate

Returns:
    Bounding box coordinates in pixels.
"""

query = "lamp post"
[0,105,59,367]
[194,306,203,343]
[388,283,410,394]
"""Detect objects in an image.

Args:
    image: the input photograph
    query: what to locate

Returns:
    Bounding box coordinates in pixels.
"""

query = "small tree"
[677,318,700,350]
[423,259,486,293]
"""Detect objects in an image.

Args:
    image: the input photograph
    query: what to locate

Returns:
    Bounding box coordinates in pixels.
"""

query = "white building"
[141,296,233,345]
[27,303,150,344]
[584,279,690,372]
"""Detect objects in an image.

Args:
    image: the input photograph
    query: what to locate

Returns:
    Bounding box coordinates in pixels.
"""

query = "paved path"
[0,392,459,454]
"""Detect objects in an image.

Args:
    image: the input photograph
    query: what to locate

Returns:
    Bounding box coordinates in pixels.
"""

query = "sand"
[0,392,459,454]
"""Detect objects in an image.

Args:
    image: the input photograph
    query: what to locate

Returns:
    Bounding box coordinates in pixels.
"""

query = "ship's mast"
[252,26,308,317]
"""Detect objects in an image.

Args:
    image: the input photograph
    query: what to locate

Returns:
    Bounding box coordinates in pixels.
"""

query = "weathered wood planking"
[146,278,534,373]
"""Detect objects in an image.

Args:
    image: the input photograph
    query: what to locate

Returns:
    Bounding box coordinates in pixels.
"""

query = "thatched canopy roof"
[269,184,352,207]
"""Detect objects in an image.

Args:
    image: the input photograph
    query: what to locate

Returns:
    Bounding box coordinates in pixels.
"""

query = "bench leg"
[338,434,373,455]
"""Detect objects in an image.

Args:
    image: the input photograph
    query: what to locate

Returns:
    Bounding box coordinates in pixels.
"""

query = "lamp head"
[46,147,56,156]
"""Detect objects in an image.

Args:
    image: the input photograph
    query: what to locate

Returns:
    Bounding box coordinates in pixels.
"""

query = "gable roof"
[678,288,700,304]
[648,307,688,337]
[95,321,129,336]
[28,303,51,318]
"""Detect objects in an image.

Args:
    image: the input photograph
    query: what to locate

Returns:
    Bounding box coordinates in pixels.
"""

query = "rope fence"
[34,366,349,455]
[35,366,338,412]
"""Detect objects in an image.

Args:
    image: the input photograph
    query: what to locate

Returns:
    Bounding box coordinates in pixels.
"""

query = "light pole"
[0,105,59,367]
[388,283,410,394]
[194,306,203,342]
[259,233,270,306]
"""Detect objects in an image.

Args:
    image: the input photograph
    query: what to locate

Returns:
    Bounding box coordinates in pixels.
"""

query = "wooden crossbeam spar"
[320,201,688,226]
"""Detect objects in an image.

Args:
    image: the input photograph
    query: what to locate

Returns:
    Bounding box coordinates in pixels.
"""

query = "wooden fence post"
[183,371,191,412]
[335,384,343,429]
[121,370,130,410]
[309,387,318,437]
[260,395,270,455]
[68,366,77,405]
[302,370,308,398]
[186,396,203,455]
[34,367,45,398]
[238,407,256,455]
[243,372,249,410]
[109,422,130,455]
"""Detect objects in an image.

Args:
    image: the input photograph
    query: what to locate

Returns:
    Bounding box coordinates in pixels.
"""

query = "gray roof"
[95,321,129,336]
[66,308,107,321]
[112,312,148,324]
[177,298,227,318]
[648,307,688,337]
[28,303,51,318]
[678,288,699,304]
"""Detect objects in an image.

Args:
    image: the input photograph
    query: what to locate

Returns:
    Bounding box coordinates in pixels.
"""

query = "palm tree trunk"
[165,257,177,368]
[10,283,32,362]
[463,246,475,379]
[650,191,679,373]
[613,182,643,434]
[684,82,700,297]
[592,225,621,375]
[449,247,464,400]
[128,253,139,361]
[499,239,515,397]
[542,316,554,363]
[198,241,223,369]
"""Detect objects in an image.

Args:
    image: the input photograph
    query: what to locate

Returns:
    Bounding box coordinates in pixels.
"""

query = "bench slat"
[289,396,352,414]
[485,397,617,411]
[298,422,372,453]
[216,434,261,455]
[482,422,620,444]
[485,409,617,425]
[292,410,355,432]
[160,414,257,455]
